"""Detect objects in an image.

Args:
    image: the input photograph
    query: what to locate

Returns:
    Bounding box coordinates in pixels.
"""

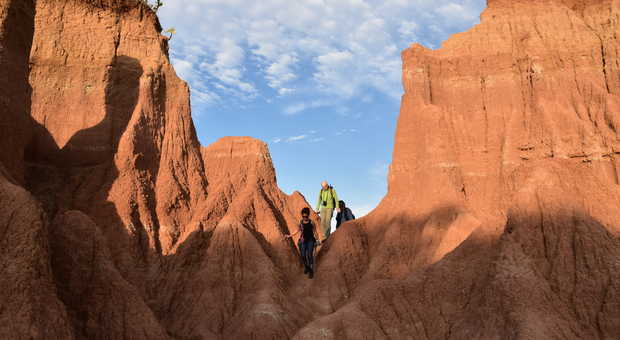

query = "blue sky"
[157,0,486,219]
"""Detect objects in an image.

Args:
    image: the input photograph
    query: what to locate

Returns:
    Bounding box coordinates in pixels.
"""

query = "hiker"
[285,207,320,278]
[335,200,355,229]
[315,181,339,240]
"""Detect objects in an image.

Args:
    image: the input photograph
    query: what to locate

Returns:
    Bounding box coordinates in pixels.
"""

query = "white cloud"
[192,88,220,105]
[266,53,298,89]
[283,100,328,115]
[159,0,485,107]
[436,3,479,24]
[171,58,194,81]
[199,38,257,95]
[283,103,309,115]
[171,57,221,105]
[398,20,419,42]
[274,130,326,144]
[278,88,295,95]
[335,128,358,136]
[287,135,308,142]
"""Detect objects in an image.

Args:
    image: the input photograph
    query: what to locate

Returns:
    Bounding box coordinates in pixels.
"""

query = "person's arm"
[316,191,322,212]
[312,222,320,244]
[285,228,300,239]
[332,189,340,211]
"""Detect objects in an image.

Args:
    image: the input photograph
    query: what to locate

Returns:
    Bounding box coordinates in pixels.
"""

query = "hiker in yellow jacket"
[315,181,339,240]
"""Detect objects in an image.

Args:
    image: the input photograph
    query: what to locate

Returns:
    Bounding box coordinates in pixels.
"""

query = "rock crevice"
[1,0,620,338]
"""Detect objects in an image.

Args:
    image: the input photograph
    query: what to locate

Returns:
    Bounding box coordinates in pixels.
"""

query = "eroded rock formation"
[0,0,34,183]
[1,0,620,338]
[152,137,320,339]
[0,0,73,337]
[1,0,316,338]
[296,0,620,338]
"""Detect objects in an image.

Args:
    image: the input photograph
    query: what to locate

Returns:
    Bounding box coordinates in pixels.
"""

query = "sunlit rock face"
[2,0,316,338]
[1,0,620,338]
[295,0,620,338]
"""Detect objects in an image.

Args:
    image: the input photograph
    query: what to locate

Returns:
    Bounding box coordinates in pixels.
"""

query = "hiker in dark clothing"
[285,207,320,278]
[335,200,355,229]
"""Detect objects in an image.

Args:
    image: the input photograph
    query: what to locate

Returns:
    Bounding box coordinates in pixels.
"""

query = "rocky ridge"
[1,0,317,338]
[295,0,620,338]
[1,0,619,339]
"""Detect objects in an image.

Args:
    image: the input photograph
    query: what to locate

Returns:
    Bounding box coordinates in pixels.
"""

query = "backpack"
[345,208,355,221]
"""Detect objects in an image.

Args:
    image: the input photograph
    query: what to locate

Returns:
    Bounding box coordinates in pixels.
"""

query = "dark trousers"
[299,239,316,272]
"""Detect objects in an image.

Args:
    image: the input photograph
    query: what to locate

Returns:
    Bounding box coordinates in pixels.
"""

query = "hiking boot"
[308,270,314,279]
[303,266,309,274]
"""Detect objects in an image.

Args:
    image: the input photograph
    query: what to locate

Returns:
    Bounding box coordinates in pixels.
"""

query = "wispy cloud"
[335,128,358,136]
[200,38,257,95]
[283,103,309,115]
[159,0,485,107]
[265,53,298,90]
[172,57,221,105]
[283,100,328,115]
[272,130,326,144]
[278,88,295,95]
[287,135,308,142]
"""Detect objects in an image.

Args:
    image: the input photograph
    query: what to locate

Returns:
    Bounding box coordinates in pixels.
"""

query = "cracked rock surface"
[1,0,619,339]
[295,0,620,338]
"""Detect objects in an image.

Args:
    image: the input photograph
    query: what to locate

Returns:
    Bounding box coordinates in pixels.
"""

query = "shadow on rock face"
[0,0,35,184]
[292,207,620,340]
[24,56,145,246]
[25,55,143,168]
[21,55,163,337]
[313,205,479,298]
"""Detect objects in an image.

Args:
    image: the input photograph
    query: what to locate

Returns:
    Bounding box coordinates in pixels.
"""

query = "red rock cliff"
[2,0,620,339]
[1,0,317,338]
[0,0,34,183]
[0,0,73,337]
[296,0,620,338]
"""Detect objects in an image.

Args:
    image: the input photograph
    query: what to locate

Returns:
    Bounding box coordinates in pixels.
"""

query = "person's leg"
[306,240,315,271]
[320,207,333,239]
[319,207,328,240]
[305,240,316,278]
[299,240,308,271]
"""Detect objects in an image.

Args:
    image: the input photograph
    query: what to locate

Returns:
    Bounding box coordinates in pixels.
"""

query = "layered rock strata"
[0,0,73,337]
[296,0,620,338]
[1,0,317,338]
[2,0,620,338]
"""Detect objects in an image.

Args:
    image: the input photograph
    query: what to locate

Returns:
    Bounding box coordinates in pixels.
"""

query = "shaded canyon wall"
[295,0,620,338]
[1,0,619,339]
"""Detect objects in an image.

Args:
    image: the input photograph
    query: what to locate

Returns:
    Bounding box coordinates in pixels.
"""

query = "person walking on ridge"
[285,207,320,278]
[315,181,339,240]
[335,200,355,229]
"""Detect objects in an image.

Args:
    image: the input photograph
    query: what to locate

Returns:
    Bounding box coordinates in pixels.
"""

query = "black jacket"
[335,208,355,228]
